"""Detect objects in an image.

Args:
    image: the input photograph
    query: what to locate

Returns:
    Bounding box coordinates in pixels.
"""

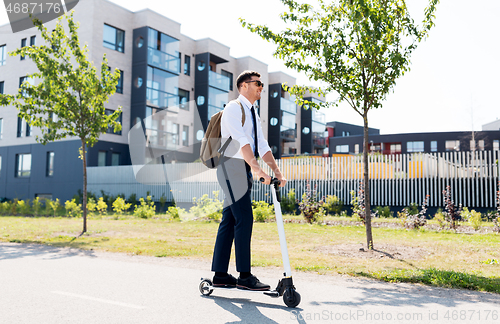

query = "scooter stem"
[269,180,292,278]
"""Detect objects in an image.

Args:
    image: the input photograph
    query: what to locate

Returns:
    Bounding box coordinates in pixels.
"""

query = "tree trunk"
[81,139,87,235]
[363,112,373,249]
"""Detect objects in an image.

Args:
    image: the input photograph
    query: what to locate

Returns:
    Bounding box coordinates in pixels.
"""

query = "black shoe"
[213,273,237,288]
[237,275,271,291]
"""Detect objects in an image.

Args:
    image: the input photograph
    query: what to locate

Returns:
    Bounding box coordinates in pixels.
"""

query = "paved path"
[0,242,499,324]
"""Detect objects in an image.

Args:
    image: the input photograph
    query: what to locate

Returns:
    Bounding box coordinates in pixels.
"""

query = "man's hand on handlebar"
[255,169,271,185]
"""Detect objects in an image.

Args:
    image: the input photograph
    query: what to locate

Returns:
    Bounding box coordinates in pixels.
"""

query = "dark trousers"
[211,158,253,273]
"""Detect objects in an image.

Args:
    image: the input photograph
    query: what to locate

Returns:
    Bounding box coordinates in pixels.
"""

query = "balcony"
[281,128,296,142]
[209,71,230,92]
[313,133,327,148]
[145,128,178,151]
[148,48,180,75]
[146,88,179,111]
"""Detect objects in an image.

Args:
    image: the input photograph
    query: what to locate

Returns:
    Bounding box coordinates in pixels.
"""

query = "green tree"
[241,0,439,249]
[0,12,122,234]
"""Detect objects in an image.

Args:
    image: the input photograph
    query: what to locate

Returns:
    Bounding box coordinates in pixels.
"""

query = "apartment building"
[0,0,328,201]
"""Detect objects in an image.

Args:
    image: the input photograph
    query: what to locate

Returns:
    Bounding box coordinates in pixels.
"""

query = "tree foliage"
[241,0,439,248]
[0,11,122,234]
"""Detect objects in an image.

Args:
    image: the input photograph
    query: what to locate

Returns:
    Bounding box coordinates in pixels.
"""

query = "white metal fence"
[87,150,500,208]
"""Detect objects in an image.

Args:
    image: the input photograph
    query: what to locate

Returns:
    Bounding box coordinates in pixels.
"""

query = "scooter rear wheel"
[199,279,213,296]
[283,289,301,308]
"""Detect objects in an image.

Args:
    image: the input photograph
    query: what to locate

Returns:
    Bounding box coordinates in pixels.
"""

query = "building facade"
[0,0,329,201]
[328,121,500,155]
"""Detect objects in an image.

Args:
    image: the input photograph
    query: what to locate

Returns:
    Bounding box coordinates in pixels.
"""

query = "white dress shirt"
[220,94,271,160]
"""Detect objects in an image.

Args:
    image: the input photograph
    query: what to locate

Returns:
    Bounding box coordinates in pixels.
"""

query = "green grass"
[1,215,499,294]
[356,269,500,294]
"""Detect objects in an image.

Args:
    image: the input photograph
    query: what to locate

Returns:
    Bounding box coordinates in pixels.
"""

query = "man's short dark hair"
[236,70,261,89]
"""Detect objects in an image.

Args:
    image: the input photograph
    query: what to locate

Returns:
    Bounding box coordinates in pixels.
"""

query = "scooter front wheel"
[283,289,301,308]
[199,278,213,296]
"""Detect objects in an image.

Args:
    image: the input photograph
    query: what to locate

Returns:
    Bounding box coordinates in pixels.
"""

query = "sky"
[1,0,499,135]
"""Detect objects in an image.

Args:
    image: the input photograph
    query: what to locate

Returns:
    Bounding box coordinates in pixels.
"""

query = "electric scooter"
[199,178,301,308]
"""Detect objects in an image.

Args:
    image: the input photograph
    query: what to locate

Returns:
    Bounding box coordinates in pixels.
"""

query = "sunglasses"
[244,80,265,88]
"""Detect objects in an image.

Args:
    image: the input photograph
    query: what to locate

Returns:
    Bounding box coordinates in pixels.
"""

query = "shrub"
[323,195,344,215]
[252,200,274,222]
[10,199,18,216]
[374,206,393,218]
[433,208,446,229]
[492,182,500,233]
[65,198,82,217]
[87,198,97,215]
[17,199,31,215]
[0,201,11,215]
[96,197,108,215]
[133,196,156,219]
[281,189,297,214]
[32,197,42,216]
[350,181,377,223]
[461,207,482,231]
[190,191,223,222]
[298,182,324,224]
[112,197,131,215]
[442,185,462,230]
[401,195,429,230]
[48,198,60,217]
[167,206,184,221]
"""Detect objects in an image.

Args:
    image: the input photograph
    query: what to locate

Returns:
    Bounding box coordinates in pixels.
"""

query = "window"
[172,123,179,145]
[478,140,485,151]
[105,109,122,135]
[221,70,233,91]
[431,141,437,152]
[15,153,31,177]
[341,131,350,137]
[182,125,189,146]
[390,144,401,154]
[20,38,26,60]
[116,70,124,94]
[184,55,190,75]
[0,81,4,94]
[98,151,106,166]
[19,76,31,97]
[336,145,349,153]
[46,152,54,177]
[407,141,424,152]
[111,153,120,166]
[179,89,189,110]
[354,144,359,154]
[0,118,3,139]
[493,140,499,151]
[446,140,460,151]
[0,45,6,65]
[26,121,31,137]
[103,24,125,53]
[0,155,2,175]
[17,116,24,138]
[30,36,36,46]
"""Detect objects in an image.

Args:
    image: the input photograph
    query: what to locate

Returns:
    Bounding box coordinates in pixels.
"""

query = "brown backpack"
[200,99,245,168]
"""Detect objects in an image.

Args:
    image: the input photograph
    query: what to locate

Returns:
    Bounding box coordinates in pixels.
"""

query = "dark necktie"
[250,106,259,157]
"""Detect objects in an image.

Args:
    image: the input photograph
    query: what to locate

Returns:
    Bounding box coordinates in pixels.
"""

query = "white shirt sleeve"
[221,101,250,149]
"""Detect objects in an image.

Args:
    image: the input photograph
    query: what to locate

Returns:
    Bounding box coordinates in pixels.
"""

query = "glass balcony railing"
[145,128,178,151]
[280,128,296,141]
[280,98,297,114]
[313,132,327,148]
[209,71,230,92]
[146,88,179,111]
[148,48,180,75]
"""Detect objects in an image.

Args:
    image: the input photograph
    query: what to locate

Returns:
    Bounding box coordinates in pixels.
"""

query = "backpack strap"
[233,99,245,126]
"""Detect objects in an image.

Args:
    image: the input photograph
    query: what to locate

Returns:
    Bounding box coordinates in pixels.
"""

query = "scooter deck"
[201,280,280,298]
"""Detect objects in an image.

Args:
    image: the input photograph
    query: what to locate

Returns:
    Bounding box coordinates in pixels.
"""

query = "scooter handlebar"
[259,177,281,202]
